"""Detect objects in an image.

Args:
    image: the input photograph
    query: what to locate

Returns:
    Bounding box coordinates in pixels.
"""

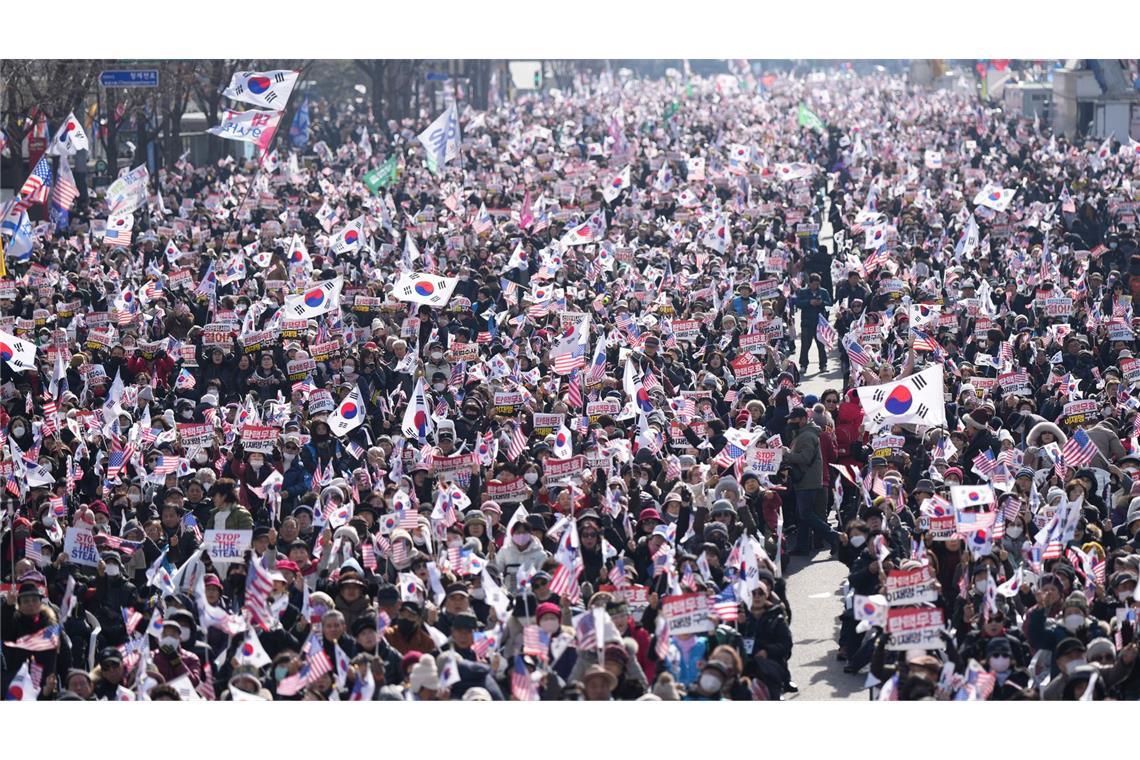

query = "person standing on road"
[793,273,833,375]
[782,407,838,556]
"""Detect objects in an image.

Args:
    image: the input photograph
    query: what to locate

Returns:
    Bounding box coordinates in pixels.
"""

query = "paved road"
[780,182,868,700]
[783,361,867,700]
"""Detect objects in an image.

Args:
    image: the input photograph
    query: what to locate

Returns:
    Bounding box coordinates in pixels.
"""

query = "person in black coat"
[737,582,793,697]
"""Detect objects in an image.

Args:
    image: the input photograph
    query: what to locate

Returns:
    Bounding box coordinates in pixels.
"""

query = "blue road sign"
[100,70,159,88]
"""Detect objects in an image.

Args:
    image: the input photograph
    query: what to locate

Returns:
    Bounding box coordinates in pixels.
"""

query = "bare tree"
[1,59,104,180]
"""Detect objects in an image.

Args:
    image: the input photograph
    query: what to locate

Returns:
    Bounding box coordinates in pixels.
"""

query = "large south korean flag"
[856,365,946,431]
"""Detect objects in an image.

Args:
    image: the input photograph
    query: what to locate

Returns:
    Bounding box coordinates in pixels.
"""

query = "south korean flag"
[857,364,947,431]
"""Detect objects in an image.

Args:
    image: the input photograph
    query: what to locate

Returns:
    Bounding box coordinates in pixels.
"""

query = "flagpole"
[228,61,315,236]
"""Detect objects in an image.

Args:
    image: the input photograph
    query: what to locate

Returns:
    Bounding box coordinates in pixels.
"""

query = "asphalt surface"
[780,183,868,700]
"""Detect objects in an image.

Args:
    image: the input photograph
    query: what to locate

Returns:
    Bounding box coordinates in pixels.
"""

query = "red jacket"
[834,392,865,466]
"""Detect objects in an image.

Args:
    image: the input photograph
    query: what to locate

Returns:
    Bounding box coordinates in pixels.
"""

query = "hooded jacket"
[783,421,823,490]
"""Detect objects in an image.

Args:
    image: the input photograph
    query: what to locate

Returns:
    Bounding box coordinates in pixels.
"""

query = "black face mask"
[396,618,418,638]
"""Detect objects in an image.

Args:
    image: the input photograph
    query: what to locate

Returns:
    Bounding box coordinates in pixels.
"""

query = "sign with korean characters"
[886,607,946,651]
[661,593,713,635]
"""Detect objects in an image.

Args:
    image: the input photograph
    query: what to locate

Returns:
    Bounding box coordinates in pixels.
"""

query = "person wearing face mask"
[153,619,202,687]
[1,582,62,695]
[982,636,1032,700]
[382,600,438,656]
[231,447,273,520]
[278,435,311,512]
[423,340,451,383]
[494,521,549,593]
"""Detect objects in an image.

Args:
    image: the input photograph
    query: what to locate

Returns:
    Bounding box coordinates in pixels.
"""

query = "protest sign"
[661,593,713,635]
[884,566,938,606]
[886,607,946,651]
[64,527,100,567]
[203,530,252,565]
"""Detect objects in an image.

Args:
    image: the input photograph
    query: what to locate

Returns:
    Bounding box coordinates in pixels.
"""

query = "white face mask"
[195,452,209,464]
[698,673,723,694]
[284,454,296,465]
[1119,591,1135,603]
[849,534,866,548]
[128,493,141,505]
[433,383,446,392]
[12,425,25,437]
[524,472,539,484]
[105,564,120,578]
[540,618,560,635]
[1063,614,1084,633]
[469,588,486,600]
[344,365,355,374]
[512,533,532,548]
[638,477,649,488]
[989,655,1011,673]
[1006,525,1023,539]
[975,580,990,594]
[249,458,264,469]
[160,636,179,649]
[430,352,444,362]
[180,629,191,643]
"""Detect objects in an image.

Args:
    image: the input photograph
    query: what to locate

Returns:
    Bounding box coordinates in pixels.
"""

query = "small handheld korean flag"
[973,185,1016,213]
[949,484,995,511]
[601,166,631,203]
[552,423,573,458]
[329,386,366,438]
[856,364,946,430]
[0,329,37,371]
[402,378,434,442]
[331,216,365,255]
[284,277,343,319]
[47,112,90,156]
[393,271,459,307]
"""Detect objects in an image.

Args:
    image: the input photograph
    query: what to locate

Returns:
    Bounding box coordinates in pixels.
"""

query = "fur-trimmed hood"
[1026,421,1067,448]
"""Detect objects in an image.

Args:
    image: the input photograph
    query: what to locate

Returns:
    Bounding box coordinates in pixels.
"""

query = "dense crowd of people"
[2,63,1140,701]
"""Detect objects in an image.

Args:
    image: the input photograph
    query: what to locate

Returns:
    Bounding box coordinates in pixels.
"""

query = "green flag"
[363,156,398,194]
[797,103,825,133]
[663,101,680,122]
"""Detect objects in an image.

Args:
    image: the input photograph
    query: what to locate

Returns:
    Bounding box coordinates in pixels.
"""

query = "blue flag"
[290,96,310,148]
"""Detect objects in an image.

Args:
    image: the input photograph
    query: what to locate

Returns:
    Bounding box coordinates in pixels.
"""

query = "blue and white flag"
[417,103,461,174]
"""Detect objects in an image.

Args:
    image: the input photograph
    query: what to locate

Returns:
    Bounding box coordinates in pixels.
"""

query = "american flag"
[362,542,377,570]
[243,558,278,631]
[972,450,997,478]
[51,155,79,212]
[506,421,528,461]
[1061,428,1098,468]
[122,608,143,635]
[106,442,135,480]
[864,244,890,272]
[910,327,940,353]
[182,514,202,542]
[567,368,582,408]
[549,561,582,601]
[816,314,838,351]
[522,625,549,660]
[511,655,539,701]
[8,624,60,652]
[278,649,333,696]
[843,333,873,368]
[552,344,587,375]
[711,587,740,622]
[152,456,181,475]
[23,538,43,565]
[586,339,608,385]
[608,558,630,589]
[15,156,52,211]
[95,534,141,556]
